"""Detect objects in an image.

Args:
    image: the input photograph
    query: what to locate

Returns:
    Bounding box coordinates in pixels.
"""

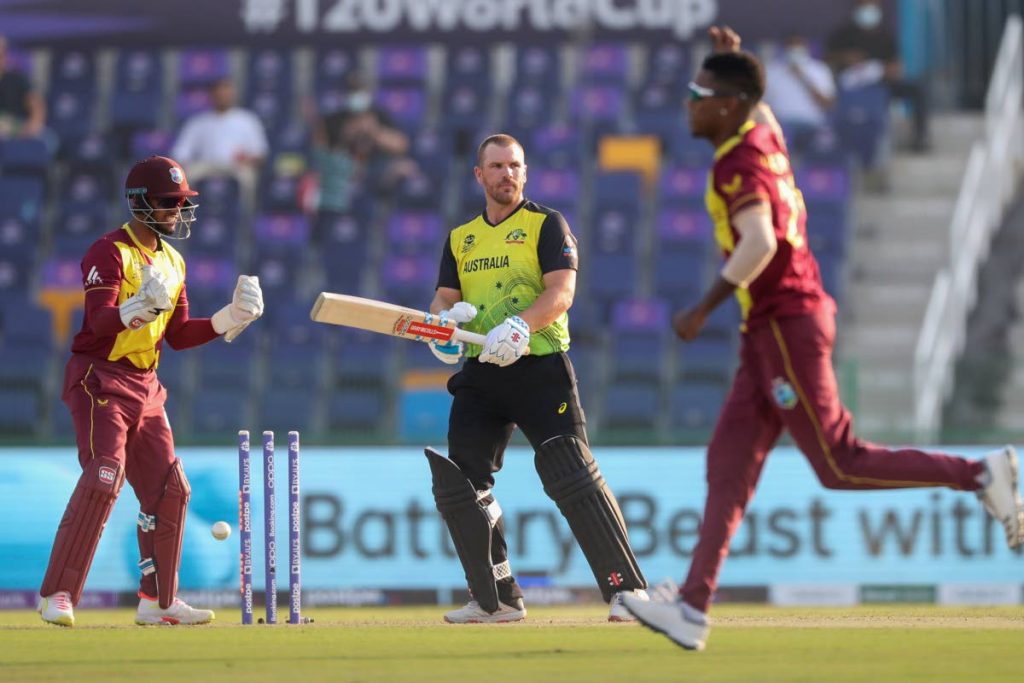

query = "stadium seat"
[248,49,292,95]
[593,171,644,211]
[374,87,427,132]
[376,45,429,85]
[445,45,491,85]
[49,50,96,95]
[315,47,360,93]
[332,331,396,388]
[156,347,192,396]
[0,387,42,436]
[670,383,727,431]
[0,301,54,348]
[178,48,230,88]
[381,254,436,309]
[327,387,387,432]
[191,388,250,436]
[258,388,317,433]
[528,168,580,207]
[194,343,260,393]
[592,205,639,254]
[0,345,52,388]
[386,211,443,253]
[0,138,51,175]
[0,217,35,258]
[0,176,45,223]
[569,85,626,124]
[588,252,636,303]
[602,381,660,430]
[578,44,630,85]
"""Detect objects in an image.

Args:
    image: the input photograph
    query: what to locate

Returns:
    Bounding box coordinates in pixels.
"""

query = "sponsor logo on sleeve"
[85,266,102,286]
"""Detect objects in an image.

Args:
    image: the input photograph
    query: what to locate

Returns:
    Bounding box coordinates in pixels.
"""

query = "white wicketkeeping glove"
[429,301,477,365]
[212,275,264,339]
[478,315,530,367]
[119,265,172,330]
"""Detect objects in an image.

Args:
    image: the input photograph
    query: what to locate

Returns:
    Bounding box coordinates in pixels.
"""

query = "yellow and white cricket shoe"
[978,446,1024,548]
[38,591,75,627]
[444,597,526,624]
[608,588,649,622]
[621,594,709,651]
[135,595,215,625]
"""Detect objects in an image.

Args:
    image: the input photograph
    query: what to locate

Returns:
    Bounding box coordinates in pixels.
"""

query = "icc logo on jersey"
[771,377,798,410]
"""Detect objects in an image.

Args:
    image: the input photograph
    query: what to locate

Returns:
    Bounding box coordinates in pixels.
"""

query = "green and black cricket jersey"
[436,199,578,356]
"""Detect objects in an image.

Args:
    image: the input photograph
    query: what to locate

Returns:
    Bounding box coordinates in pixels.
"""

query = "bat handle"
[452,328,531,356]
[453,329,487,345]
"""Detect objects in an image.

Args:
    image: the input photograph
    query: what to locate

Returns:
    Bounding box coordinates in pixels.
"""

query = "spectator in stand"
[0,35,47,141]
[826,0,930,151]
[763,32,836,156]
[171,77,268,208]
[307,73,414,239]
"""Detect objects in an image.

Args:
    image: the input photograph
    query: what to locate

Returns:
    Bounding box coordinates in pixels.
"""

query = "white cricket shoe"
[621,594,709,651]
[38,591,75,627]
[444,597,526,624]
[608,589,649,622]
[135,596,215,625]
[977,446,1024,548]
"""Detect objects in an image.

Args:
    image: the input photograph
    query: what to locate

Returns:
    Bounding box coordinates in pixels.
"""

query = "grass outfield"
[1,605,1021,683]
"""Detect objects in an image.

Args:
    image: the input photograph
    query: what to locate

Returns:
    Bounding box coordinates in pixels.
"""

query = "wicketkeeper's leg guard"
[137,459,191,609]
[427,448,516,613]
[40,457,126,603]
[535,435,647,601]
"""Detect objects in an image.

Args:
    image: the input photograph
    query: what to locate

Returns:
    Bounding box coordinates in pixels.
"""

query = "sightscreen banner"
[1,446,1020,596]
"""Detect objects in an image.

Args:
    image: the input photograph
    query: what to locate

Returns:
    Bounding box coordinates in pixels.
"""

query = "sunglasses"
[687,81,748,102]
[152,196,188,210]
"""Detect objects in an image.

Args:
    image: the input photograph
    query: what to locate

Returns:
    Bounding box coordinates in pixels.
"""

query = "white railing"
[914,14,1024,442]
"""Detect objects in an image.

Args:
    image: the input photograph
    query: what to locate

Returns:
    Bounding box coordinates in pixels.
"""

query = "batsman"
[425,134,648,623]
[37,156,264,627]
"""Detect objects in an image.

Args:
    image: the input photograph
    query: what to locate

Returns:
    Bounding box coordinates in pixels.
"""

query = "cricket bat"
[310,292,488,346]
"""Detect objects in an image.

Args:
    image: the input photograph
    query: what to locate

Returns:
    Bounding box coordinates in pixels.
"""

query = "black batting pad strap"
[425,448,501,613]
[535,436,647,601]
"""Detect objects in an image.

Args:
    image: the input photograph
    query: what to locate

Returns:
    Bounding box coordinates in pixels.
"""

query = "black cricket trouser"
[446,352,587,490]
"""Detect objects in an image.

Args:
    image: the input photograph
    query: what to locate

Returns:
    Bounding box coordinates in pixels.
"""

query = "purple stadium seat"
[580,44,629,83]
[115,50,162,95]
[602,381,660,429]
[0,177,44,224]
[516,45,560,87]
[387,211,443,249]
[646,43,689,83]
[253,214,311,247]
[656,208,712,247]
[569,85,625,122]
[50,50,95,93]
[593,171,643,210]
[0,138,51,174]
[670,383,727,431]
[0,217,32,256]
[588,252,635,302]
[611,298,670,331]
[654,249,706,301]
[377,45,429,83]
[446,45,491,84]
[131,129,174,159]
[178,49,230,87]
[659,165,705,205]
[48,90,94,142]
[796,165,851,202]
[315,47,359,89]
[249,49,291,93]
[39,258,81,289]
[374,87,427,129]
[186,257,237,292]
[0,257,30,291]
[592,206,638,254]
[175,87,212,121]
[187,215,235,255]
[528,169,580,206]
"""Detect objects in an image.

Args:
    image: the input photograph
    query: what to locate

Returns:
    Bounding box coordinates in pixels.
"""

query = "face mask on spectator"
[853,3,882,29]
[786,45,810,64]
[346,90,372,113]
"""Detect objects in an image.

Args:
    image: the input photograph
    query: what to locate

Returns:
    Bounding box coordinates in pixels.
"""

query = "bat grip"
[453,329,487,345]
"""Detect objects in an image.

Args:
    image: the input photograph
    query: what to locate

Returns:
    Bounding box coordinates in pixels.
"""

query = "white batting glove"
[119,265,171,330]
[212,275,264,336]
[478,315,530,367]
[429,302,478,365]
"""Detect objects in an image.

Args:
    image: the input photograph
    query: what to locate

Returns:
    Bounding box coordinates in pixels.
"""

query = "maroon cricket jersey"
[71,224,217,370]
[706,120,834,330]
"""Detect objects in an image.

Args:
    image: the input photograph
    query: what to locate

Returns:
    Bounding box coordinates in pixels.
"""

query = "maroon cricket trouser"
[680,307,985,613]
[60,353,178,599]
